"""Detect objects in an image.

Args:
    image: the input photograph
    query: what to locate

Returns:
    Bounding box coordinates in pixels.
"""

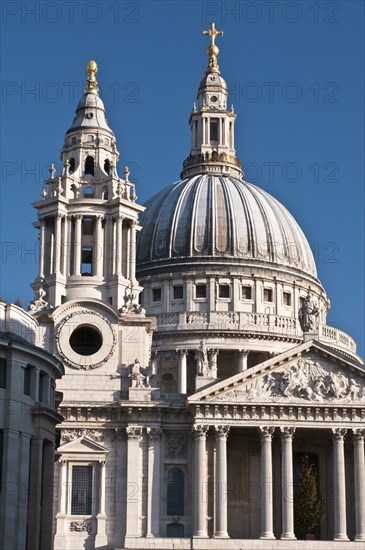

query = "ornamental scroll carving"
[69,520,92,532]
[61,429,105,442]
[165,434,188,458]
[214,358,364,403]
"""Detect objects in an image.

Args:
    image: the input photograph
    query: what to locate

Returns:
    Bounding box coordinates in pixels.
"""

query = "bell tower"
[181,22,243,180]
[31,61,142,310]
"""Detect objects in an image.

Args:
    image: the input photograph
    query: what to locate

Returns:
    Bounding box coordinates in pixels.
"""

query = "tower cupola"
[181,23,243,180]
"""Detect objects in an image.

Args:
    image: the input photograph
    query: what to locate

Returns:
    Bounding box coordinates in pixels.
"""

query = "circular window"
[69,326,102,356]
[210,95,218,102]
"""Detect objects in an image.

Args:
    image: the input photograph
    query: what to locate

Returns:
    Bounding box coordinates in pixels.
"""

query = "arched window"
[166,523,184,537]
[84,186,94,198]
[69,158,75,173]
[104,159,110,175]
[70,184,77,199]
[166,467,184,516]
[84,156,94,177]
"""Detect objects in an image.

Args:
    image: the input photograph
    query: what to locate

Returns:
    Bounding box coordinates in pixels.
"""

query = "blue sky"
[1,1,364,357]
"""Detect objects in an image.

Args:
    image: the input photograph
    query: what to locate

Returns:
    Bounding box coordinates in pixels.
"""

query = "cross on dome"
[202,22,223,73]
[85,60,99,94]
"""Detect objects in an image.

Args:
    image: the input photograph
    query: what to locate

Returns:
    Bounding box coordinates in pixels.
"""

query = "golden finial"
[85,60,99,94]
[202,22,223,74]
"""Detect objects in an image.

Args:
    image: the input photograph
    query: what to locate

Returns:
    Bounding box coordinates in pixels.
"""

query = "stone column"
[193,425,209,538]
[38,218,45,279]
[115,214,124,275]
[73,214,82,276]
[332,428,349,541]
[54,213,62,274]
[129,219,137,281]
[105,214,113,277]
[280,427,296,540]
[65,216,72,276]
[94,215,104,277]
[177,349,188,394]
[125,426,143,539]
[214,426,230,538]
[151,351,158,377]
[146,428,162,537]
[259,426,276,540]
[40,441,55,550]
[209,349,218,379]
[238,349,248,372]
[353,429,365,541]
[95,459,108,547]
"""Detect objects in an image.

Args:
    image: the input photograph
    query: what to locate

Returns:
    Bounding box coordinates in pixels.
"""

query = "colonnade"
[193,425,365,541]
[38,213,137,279]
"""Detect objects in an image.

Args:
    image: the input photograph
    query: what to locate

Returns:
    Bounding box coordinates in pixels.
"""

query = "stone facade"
[0,303,64,550]
[7,25,364,550]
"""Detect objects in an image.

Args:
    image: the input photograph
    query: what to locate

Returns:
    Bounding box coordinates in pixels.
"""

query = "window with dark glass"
[173,285,184,300]
[152,288,162,302]
[242,285,252,300]
[166,467,184,516]
[38,372,45,402]
[71,465,93,515]
[0,358,6,388]
[210,119,219,142]
[83,217,93,235]
[283,292,291,306]
[218,284,230,298]
[81,247,93,275]
[263,288,273,302]
[195,284,207,299]
[23,366,31,395]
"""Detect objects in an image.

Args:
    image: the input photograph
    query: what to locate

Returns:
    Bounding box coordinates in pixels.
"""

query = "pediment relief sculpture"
[210,357,365,403]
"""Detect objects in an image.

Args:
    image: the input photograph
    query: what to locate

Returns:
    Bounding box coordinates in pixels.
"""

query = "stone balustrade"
[153,312,360,360]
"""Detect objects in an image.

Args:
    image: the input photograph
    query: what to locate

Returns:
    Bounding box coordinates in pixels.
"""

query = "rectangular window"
[23,366,31,396]
[263,288,273,302]
[81,247,93,276]
[0,358,6,388]
[283,292,291,306]
[38,372,45,402]
[152,288,162,302]
[218,284,230,299]
[173,285,184,300]
[83,217,93,235]
[210,119,219,142]
[71,465,93,515]
[242,285,252,300]
[195,284,207,299]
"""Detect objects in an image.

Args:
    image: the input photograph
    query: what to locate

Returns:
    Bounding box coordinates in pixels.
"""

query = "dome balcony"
[181,151,243,179]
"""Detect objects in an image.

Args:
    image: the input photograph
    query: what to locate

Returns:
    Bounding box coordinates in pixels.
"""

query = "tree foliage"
[295,455,324,533]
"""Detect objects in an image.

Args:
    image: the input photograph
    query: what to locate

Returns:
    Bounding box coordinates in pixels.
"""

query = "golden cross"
[202,22,223,48]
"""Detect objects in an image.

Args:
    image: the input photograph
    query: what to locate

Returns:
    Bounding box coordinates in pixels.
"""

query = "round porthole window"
[210,95,218,102]
[69,326,102,356]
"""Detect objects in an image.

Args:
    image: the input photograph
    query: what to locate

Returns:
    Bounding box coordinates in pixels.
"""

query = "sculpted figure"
[195,339,208,376]
[299,294,319,332]
[129,358,146,388]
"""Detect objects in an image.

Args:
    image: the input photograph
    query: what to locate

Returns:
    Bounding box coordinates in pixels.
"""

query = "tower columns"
[115,214,124,276]
[146,428,162,537]
[94,215,104,277]
[53,214,62,274]
[130,219,137,281]
[73,215,82,276]
[38,218,45,279]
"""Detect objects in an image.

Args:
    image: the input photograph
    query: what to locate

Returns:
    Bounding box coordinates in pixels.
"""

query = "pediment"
[58,436,108,455]
[189,340,365,405]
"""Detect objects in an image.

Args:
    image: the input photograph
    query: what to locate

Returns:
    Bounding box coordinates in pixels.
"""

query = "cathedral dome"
[137,174,318,279]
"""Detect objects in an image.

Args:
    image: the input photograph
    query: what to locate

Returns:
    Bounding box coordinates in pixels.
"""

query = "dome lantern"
[181,23,243,180]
